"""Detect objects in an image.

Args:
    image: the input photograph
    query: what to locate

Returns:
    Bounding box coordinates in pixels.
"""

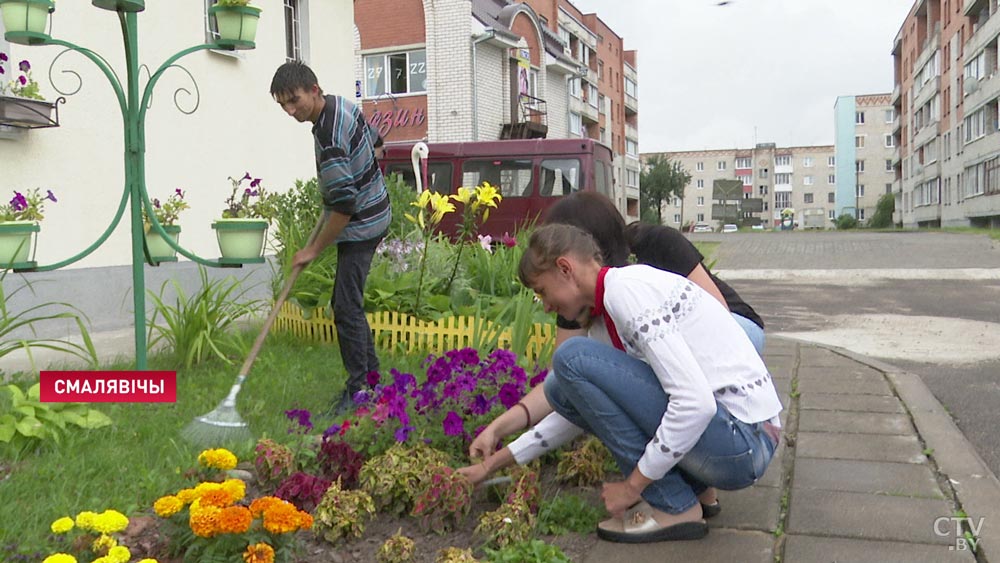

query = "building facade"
[353,0,640,219]
[893,0,1000,228]
[834,94,897,223]
[646,144,838,231]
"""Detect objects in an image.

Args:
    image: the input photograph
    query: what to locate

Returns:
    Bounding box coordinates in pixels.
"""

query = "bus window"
[594,160,612,199]
[462,159,533,197]
[385,163,454,193]
[540,159,581,197]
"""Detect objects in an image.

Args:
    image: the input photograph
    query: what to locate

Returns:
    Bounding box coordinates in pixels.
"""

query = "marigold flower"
[193,481,223,498]
[176,488,198,504]
[92,510,129,534]
[262,501,302,534]
[91,533,117,553]
[75,511,98,531]
[217,505,253,534]
[243,542,275,563]
[107,545,131,563]
[138,559,160,563]
[189,504,221,538]
[50,516,74,534]
[198,448,238,470]
[221,478,246,502]
[249,496,282,518]
[153,495,184,518]
[42,555,77,563]
[199,488,235,508]
[297,511,314,530]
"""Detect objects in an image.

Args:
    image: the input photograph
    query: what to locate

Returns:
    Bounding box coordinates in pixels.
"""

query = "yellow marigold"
[243,542,275,563]
[92,510,129,534]
[91,557,112,563]
[249,496,282,518]
[91,534,117,554]
[107,545,131,563]
[176,488,198,504]
[50,516,74,534]
[192,481,223,501]
[42,555,77,563]
[198,448,238,471]
[153,495,184,518]
[262,502,301,534]
[199,488,235,509]
[221,478,246,501]
[75,511,98,531]
[217,505,253,534]
[138,560,160,563]
[189,504,221,538]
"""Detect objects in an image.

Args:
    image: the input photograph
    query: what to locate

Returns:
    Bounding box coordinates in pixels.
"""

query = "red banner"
[40,371,177,403]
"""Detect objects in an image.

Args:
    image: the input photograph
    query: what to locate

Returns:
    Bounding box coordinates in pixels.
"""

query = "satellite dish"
[964,78,980,95]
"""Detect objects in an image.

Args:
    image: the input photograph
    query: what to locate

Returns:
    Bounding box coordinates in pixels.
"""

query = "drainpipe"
[471,28,496,141]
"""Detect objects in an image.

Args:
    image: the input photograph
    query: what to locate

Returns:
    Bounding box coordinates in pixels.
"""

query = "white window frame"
[696,162,704,171]
[363,49,427,98]
[697,196,705,206]
[828,174,836,184]
[717,161,727,171]
[855,135,866,148]
[625,139,638,157]
[736,157,752,168]
[884,134,894,148]
[855,111,865,124]
[828,156,836,167]
[284,0,305,63]
[775,155,791,166]
[803,175,814,185]
[775,173,792,185]
[696,179,704,188]
[802,157,813,167]
[569,112,583,137]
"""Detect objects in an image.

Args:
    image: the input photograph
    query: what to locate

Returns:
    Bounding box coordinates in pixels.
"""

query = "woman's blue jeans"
[733,313,765,356]
[545,337,777,514]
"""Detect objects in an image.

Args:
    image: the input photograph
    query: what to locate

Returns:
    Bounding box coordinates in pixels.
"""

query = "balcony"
[963,72,1000,114]
[891,83,901,106]
[892,114,901,134]
[912,118,940,148]
[624,93,638,116]
[965,0,989,17]
[913,75,940,109]
[570,96,598,124]
[500,94,548,140]
[966,9,1000,64]
[625,123,638,141]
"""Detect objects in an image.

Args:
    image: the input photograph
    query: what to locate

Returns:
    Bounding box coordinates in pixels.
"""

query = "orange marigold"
[153,495,184,518]
[217,506,253,534]
[199,489,235,509]
[243,542,275,563]
[249,496,282,518]
[262,502,301,535]
[297,511,314,530]
[189,504,222,538]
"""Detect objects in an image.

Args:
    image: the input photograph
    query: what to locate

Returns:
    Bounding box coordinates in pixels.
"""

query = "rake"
[181,219,322,447]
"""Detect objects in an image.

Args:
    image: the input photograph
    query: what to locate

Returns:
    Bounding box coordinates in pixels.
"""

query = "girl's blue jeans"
[545,337,777,514]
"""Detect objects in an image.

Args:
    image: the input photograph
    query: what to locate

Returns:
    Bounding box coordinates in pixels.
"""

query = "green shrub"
[536,494,604,535]
[385,172,419,241]
[835,213,859,230]
[484,540,572,563]
[868,192,895,228]
[0,382,111,459]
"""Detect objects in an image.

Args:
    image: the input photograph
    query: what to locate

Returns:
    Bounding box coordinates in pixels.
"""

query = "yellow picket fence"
[274,302,555,363]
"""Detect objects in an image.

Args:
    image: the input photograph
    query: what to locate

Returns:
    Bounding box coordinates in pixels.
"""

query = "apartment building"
[646,144,838,230]
[834,94,898,223]
[353,0,640,219]
[893,0,1000,228]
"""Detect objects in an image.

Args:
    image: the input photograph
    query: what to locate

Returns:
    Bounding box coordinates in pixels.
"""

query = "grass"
[0,331,429,556]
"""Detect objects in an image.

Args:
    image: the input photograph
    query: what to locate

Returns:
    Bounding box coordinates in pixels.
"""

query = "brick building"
[353,0,640,217]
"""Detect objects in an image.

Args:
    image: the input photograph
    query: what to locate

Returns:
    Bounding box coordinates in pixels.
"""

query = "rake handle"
[238,216,325,378]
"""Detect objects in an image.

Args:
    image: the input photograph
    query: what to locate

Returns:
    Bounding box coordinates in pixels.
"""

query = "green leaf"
[0,415,15,443]
[14,416,46,438]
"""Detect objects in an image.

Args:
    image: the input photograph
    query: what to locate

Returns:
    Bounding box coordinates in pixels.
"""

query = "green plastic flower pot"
[212,218,268,262]
[91,0,145,12]
[209,4,261,50]
[144,224,181,261]
[0,220,39,268]
[0,0,54,45]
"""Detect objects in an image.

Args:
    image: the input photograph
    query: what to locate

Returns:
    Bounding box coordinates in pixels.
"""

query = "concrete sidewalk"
[583,337,1000,563]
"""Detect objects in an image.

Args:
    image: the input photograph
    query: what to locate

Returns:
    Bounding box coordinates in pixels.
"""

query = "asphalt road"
[703,230,1000,478]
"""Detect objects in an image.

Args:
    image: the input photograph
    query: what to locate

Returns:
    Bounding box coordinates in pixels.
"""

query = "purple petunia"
[366,370,381,387]
[250,178,262,188]
[323,423,341,439]
[442,411,464,436]
[241,172,252,181]
[285,408,313,431]
[352,389,371,405]
[0,52,8,62]
[10,192,27,211]
[17,75,26,86]
[45,190,57,203]
[394,424,415,442]
[152,198,161,209]
[529,368,549,388]
[498,382,522,409]
[18,60,30,73]
[175,188,184,198]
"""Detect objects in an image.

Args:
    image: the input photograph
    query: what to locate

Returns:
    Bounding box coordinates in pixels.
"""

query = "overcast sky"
[570,0,915,152]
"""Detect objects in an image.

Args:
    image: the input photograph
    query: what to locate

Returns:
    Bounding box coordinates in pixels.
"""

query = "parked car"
[751,224,766,231]
[721,224,738,233]
[692,223,713,233]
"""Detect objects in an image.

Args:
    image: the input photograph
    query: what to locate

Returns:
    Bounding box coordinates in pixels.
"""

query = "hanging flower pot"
[208,3,261,50]
[144,224,181,262]
[0,0,55,45]
[0,220,39,268]
[212,218,268,263]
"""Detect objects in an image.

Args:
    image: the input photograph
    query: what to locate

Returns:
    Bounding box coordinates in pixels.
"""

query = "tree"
[867,192,895,228]
[640,155,691,224]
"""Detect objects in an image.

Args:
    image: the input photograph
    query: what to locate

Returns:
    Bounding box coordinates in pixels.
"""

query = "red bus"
[379,138,615,238]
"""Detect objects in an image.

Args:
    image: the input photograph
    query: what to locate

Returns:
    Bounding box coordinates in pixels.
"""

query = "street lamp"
[0,0,261,369]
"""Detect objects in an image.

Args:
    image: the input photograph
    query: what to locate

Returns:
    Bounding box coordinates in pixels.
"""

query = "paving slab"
[582,528,774,563]
[799,393,905,413]
[782,535,975,562]
[797,377,893,395]
[787,489,956,545]
[764,358,796,379]
[797,411,913,435]
[798,347,848,366]
[796,432,927,464]
[711,485,782,532]
[792,458,943,498]
[796,365,886,380]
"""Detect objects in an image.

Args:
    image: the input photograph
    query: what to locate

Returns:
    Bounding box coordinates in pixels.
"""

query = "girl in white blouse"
[458,224,782,544]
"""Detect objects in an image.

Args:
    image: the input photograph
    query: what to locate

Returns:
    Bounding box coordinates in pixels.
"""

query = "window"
[717,161,727,171]
[696,179,704,188]
[775,155,790,166]
[885,159,893,171]
[736,157,752,168]
[804,175,814,185]
[828,156,836,167]
[758,185,768,196]
[364,50,426,97]
[739,174,752,186]
[884,109,895,123]
[462,159,533,198]
[855,111,865,124]
[539,159,582,196]
[764,201,769,211]
[885,183,893,194]
[775,192,790,209]
[588,83,599,108]
[775,173,791,184]
[569,77,581,98]
[856,184,865,197]
[829,209,836,220]
[803,157,813,167]
[600,127,607,143]
[828,192,835,203]
[673,213,681,223]
[386,162,453,194]
[855,135,866,148]
[758,168,769,179]
[885,134,894,148]
[856,160,865,173]
[569,112,583,136]
[859,208,866,220]
[697,196,705,206]
[828,174,836,184]
[625,168,639,188]
[696,162,704,171]
[626,139,638,157]
[284,0,303,62]
[598,94,606,114]
[625,77,637,98]
[697,213,705,222]
[804,193,814,203]
[674,198,682,208]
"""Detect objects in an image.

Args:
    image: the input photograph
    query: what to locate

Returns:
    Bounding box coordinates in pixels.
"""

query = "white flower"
[478,234,493,253]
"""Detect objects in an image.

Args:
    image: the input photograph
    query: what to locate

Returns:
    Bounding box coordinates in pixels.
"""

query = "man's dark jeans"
[333,234,383,394]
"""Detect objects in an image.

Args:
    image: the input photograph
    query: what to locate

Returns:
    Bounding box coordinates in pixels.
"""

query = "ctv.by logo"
[933,515,984,552]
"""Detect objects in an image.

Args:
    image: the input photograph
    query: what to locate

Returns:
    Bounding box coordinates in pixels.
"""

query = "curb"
[784,337,1000,560]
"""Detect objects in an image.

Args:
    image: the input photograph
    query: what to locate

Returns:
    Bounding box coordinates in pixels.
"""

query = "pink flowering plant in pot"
[213,172,275,261]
